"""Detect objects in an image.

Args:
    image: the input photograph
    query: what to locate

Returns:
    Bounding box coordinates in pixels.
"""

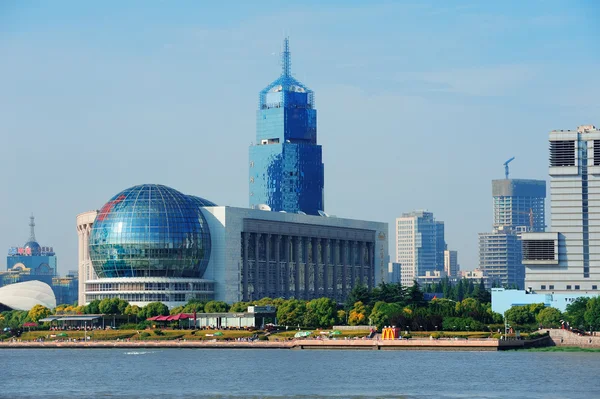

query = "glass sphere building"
[86,184,216,306]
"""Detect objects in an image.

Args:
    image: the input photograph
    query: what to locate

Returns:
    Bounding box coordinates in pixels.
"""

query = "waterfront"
[3,349,599,398]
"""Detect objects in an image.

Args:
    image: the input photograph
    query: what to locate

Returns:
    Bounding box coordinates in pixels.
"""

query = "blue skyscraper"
[249,38,324,215]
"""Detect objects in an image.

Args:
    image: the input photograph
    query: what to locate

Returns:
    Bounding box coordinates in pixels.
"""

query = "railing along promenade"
[0,337,535,351]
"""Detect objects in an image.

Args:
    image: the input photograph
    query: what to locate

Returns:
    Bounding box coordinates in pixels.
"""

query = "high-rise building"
[478,179,546,289]
[523,125,600,293]
[395,211,446,286]
[4,215,57,285]
[249,38,324,215]
[444,250,459,277]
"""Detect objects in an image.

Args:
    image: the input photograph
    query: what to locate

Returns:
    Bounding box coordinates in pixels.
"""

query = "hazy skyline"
[1,0,599,274]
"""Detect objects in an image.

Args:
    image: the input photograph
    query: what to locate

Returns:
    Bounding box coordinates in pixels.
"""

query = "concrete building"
[522,124,600,294]
[77,210,97,306]
[417,270,446,286]
[444,250,459,277]
[79,184,388,307]
[6,215,57,278]
[478,179,546,289]
[395,211,445,286]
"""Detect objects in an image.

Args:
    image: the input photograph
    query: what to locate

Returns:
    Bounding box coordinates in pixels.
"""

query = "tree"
[170,306,184,315]
[28,305,50,323]
[183,299,205,314]
[565,297,589,328]
[124,305,141,317]
[456,298,481,319]
[98,298,129,315]
[584,297,600,330]
[536,307,562,328]
[229,302,250,312]
[369,302,403,330]
[276,299,306,327]
[407,281,425,308]
[140,302,169,319]
[85,300,101,314]
[204,301,229,313]
[348,301,368,326]
[428,298,456,318]
[345,285,371,310]
[304,297,337,328]
[504,305,536,326]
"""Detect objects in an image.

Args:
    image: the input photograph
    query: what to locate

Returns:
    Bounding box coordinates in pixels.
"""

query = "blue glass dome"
[23,241,41,256]
[187,195,217,207]
[89,184,212,278]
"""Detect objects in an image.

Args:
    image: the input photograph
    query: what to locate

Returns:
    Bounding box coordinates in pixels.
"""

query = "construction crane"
[504,157,515,179]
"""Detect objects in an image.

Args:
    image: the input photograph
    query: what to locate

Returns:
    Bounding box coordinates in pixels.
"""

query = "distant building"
[478,179,546,289]
[522,124,600,294]
[6,215,57,278]
[249,38,324,215]
[388,262,401,284]
[444,250,459,277]
[417,270,446,286]
[395,210,446,286]
[52,270,78,306]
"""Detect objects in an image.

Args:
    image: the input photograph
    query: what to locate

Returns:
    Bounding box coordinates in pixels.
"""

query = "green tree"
[584,297,600,330]
[276,299,306,327]
[407,281,425,308]
[124,305,141,317]
[345,284,371,310]
[504,305,536,325]
[183,299,205,314]
[369,301,404,330]
[304,297,337,328]
[170,306,184,315]
[229,302,250,312]
[428,298,456,318]
[348,301,368,326]
[565,297,589,328]
[204,301,229,313]
[536,307,562,328]
[140,302,169,319]
[456,298,481,319]
[28,304,50,323]
[85,299,101,314]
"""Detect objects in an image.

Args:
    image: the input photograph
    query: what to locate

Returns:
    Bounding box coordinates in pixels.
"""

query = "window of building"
[566,285,572,290]
[593,285,598,290]
[541,285,546,290]
[575,285,580,290]
[549,285,554,290]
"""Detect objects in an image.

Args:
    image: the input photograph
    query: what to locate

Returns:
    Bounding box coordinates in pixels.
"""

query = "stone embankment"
[0,337,532,351]
[548,329,600,348]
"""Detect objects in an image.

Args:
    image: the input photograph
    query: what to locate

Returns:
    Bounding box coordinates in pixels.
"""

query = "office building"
[478,179,546,289]
[395,211,446,286]
[388,262,401,284]
[522,124,600,293]
[444,250,459,277]
[80,184,388,307]
[249,38,324,215]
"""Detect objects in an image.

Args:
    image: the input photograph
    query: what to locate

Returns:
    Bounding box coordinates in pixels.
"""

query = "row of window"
[540,284,598,290]
[86,293,213,302]
[87,282,214,292]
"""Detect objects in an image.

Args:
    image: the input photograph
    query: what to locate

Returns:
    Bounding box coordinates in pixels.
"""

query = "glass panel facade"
[89,184,213,278]
[249,38,324,215]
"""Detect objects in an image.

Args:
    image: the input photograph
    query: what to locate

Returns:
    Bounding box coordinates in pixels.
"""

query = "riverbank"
[0,337,536,351]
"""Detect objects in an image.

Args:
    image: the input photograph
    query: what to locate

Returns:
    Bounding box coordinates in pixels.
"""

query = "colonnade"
[241,232,374,302]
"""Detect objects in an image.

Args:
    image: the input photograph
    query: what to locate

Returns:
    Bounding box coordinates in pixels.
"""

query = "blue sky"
[1,0,599,274]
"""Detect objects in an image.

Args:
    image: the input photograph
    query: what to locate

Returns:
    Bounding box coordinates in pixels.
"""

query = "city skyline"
[1,1,599,274]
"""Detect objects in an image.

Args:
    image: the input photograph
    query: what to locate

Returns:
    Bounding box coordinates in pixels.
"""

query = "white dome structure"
[0,280,56,310]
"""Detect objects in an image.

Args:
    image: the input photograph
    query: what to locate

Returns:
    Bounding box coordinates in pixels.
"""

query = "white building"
[79,201,388,307]
[76,210,97,306]
[395,211,445,286]
[522,125,600,294]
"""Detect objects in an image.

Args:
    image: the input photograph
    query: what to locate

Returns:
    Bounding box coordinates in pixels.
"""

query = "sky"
[0,0,599,274]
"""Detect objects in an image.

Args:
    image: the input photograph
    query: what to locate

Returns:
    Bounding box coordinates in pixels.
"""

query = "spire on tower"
[29,213,36,242]
[281,37,291,77]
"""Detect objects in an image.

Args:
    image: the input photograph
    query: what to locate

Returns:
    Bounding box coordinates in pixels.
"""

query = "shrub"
[119,323,138,330]
[140,332,150,339]
[403,333,412,339]
[153,329,164,336]
[430,332,442,339]
[258,334,269,341]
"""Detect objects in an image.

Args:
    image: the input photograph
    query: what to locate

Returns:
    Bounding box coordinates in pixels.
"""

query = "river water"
[3,349,599,398]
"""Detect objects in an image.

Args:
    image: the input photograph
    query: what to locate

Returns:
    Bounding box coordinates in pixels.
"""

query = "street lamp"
[435,325,438,331]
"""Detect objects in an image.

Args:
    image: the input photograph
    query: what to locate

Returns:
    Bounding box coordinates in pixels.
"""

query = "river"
[2,349,599,398]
